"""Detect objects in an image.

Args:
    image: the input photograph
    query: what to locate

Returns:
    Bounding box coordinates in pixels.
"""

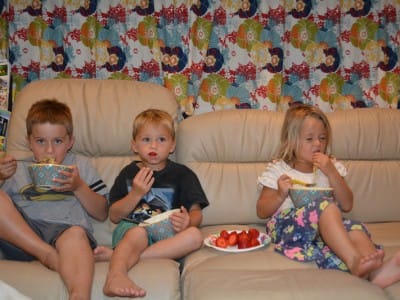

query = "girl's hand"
[169,206,190,233]
[131,167,154,198]
[312,152,335,176]
[277,174,292,200]
[0,155,17,180]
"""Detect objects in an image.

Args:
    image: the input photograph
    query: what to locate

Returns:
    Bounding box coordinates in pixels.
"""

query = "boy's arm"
[74,180,108,221]
[109,189,144,223]
[188,204,203,227]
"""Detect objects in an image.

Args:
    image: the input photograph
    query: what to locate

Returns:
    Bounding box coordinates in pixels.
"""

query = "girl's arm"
[313,153,353,212]
[256,174,292,219]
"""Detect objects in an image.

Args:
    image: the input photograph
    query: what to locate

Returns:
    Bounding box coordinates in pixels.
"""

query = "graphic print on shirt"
[20,184,73,201]
[127,184,174,223]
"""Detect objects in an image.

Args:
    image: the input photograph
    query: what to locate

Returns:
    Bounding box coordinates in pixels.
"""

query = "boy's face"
[131,123,175,171]
[28,122,74,164]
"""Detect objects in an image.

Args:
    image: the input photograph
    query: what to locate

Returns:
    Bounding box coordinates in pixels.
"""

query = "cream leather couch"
[1,79,400,300]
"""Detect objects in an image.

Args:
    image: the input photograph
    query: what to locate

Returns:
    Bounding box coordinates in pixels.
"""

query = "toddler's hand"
[169,206,189,233]
[0,155,17,180]
[131,167,154,198]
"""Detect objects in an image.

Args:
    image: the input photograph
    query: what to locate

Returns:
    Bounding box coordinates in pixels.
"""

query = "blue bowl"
[289,187,333,208]
[28,163,72,191]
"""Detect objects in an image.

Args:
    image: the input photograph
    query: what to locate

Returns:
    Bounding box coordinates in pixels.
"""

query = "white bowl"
[289,186,334,208]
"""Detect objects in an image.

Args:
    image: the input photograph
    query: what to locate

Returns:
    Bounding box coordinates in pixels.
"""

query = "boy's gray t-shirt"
[2,152,108,234]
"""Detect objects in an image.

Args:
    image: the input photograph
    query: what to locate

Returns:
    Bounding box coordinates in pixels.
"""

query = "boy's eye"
[158,137,167,142]
[142,137,151,143]
[54,139,63,144]
[36,139,45,145]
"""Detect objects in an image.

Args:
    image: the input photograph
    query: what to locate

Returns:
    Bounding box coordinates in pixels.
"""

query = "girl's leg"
[103,227,148,298]
[141,226,203,259]
[55,226,94,300]
[0,190,59,270]
[319,203,382,277]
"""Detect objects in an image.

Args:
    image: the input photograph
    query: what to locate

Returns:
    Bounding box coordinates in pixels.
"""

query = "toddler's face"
[28,122,74,164]
[131,123,175,171]
[296,116,327,163]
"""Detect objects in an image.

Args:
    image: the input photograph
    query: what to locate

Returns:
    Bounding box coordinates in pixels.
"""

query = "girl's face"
[295,116,327,164]
[132,123,176,171]
[28,123,74,164]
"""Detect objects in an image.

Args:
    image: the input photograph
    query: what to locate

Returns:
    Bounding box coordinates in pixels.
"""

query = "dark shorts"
[0,205,97,261]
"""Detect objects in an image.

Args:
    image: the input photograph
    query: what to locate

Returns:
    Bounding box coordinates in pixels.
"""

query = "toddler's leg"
[141,226,203,260]
[0,190,58,270]
[103,227,148,298]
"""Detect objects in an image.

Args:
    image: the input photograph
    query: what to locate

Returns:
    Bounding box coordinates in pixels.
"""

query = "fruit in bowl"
[289,186,334,208]
[28,162,72,191]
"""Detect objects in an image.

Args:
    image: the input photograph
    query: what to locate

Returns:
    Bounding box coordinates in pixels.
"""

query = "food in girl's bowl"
[139,209,180,242]
[28,162,72,191]
[289,186,333,208]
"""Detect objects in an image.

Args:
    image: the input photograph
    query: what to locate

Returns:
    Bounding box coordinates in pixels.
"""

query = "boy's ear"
[131,139,138,153]
[170,139,176,154]
[68,135,75,151]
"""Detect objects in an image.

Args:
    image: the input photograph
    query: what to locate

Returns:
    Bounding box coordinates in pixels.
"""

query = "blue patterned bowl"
[140,209,180,242]
[28,163,72,191]
[289,187,334,208]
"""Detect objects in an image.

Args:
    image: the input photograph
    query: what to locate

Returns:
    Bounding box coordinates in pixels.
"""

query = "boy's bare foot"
[103,272,146,298]
[93,246,113,262]
[350,249,384,278]
[370,251,400,288]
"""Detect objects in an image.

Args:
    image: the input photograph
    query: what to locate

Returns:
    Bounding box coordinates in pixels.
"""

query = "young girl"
[256,104,400,288]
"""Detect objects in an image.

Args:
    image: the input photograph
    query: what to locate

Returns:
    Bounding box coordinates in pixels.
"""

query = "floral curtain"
[1,0,400,119]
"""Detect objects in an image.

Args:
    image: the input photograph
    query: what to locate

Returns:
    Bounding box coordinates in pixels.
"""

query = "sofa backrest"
[6,79,178,245]
[176,108,400,226]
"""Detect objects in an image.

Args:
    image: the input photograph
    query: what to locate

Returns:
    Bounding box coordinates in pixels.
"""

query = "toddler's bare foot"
[93,246,113,262]
[350,250,383,278]
[370,251,400,288]
[103,272,146,298]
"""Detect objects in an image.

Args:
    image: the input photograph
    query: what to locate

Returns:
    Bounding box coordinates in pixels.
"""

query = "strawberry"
[248,228,260,239]
[219,230,230,240]
[215,236,228,248]
[227,231,238,246]
[250,237,260,247]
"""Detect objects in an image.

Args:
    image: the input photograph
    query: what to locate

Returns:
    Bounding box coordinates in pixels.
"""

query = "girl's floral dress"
[258,159,380,272]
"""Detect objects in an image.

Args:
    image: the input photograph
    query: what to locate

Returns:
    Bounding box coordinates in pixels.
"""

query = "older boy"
[0,99,108,300]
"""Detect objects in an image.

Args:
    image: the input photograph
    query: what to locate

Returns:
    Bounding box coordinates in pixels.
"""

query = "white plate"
[204,230,271,253]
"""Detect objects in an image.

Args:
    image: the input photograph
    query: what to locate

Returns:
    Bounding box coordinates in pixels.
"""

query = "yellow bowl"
[289,187,334,208]
[28,163,72,191]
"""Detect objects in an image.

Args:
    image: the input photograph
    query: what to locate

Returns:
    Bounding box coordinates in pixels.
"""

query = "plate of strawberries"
[204,228,271,253]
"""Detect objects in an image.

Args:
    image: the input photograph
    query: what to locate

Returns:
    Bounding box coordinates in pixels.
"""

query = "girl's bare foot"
[350,249,384,278]
[370,251,400,288]
[103,272,146,298]
[93,246,113,262]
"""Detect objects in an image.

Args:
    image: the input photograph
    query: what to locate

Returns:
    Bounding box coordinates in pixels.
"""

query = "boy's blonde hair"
[26,99,73,136]
[277,104,332,162]
[132,109,175,140]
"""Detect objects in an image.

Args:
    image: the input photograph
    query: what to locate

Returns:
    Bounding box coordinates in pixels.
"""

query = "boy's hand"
[52,165,82,192]
[131,167,154,198]
[169,206,190,233]
[0,155,17,180]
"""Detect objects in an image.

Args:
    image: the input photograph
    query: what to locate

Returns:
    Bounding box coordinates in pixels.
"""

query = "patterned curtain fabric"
[1,0,400,118]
